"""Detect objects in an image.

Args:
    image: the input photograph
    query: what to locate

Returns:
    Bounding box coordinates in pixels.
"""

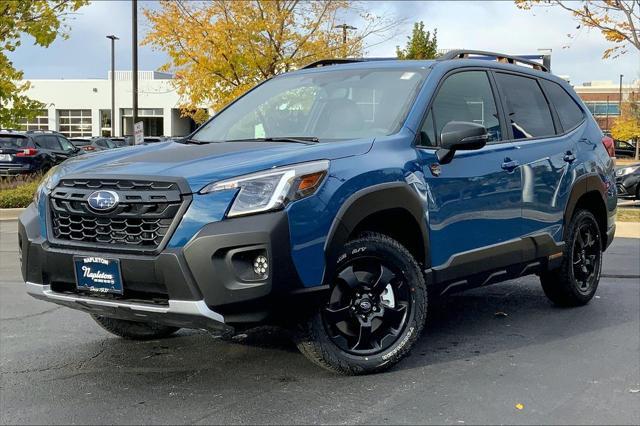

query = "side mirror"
[437,121,489,164]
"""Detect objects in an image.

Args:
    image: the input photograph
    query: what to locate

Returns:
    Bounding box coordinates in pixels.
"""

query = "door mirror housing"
[437,121,489,164]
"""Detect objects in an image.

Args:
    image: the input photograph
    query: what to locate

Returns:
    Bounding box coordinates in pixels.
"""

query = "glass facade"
[18,109,49,131]
[58,109,92,137]
[584,102,620,116]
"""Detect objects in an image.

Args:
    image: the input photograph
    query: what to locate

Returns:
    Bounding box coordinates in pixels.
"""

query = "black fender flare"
[562,173,607,240]
[323,182,430,284]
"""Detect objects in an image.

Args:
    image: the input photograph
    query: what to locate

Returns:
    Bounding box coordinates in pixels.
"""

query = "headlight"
[33,165,60,204]
[200,160,329,217]
[616,165,640,177]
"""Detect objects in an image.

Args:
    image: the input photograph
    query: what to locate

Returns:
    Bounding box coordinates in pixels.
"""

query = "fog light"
[253,255,268,277]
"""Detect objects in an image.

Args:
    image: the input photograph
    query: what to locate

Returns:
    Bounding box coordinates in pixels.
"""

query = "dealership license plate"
[74,256,123,294]
[0,154,12,162]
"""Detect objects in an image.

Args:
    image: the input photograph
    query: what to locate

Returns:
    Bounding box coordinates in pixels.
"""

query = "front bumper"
[25,282,231,333]
[19,202,305,329]
[616,175,638,198]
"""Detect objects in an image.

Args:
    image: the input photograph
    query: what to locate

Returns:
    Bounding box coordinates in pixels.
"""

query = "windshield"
[192,67,429,143]
[0,136,29,149]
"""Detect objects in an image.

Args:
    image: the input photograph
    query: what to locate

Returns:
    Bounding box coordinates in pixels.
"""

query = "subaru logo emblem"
[87,190,119,212]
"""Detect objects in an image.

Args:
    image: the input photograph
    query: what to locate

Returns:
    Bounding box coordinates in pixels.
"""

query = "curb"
[0,208,25,221]
[615,221,640,239]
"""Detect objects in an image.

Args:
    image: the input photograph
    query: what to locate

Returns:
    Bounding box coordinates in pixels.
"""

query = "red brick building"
[573,80,639,133]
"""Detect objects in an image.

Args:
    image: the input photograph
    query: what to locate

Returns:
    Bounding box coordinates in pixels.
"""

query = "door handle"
[563,151,576,163]
[501,158,519,172]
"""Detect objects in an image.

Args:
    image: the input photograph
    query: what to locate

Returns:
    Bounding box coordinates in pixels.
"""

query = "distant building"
[573,79,640,133]
[17,71,205,138]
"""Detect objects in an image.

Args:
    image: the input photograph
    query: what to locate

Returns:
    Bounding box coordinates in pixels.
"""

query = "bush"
[0,174,42,208]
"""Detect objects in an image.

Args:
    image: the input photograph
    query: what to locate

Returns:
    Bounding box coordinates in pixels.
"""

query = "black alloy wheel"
[322,258,411,355]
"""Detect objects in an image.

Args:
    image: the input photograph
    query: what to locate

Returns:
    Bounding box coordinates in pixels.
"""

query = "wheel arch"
[563,173,608,249]
[323,182,429,284]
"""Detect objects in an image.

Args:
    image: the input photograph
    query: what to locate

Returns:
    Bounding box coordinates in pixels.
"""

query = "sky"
[8,0,639,86]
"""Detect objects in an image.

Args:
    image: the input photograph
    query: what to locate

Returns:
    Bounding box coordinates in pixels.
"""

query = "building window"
[121,108,164,136]
[100,109,112,136]
[18,109,49,131]
[58,109,92,137]
[584,102,620,116]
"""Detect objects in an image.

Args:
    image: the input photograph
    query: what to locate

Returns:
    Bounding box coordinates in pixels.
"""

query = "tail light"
[16,148,38,157]
[602,136,615,157]
[83,146,96,151]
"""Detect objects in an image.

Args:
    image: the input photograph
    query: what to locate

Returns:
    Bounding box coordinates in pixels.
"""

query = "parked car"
[70,137,126,153]
[614,139,637,159]
[19,51,617,374]
[616,163,640,199]
[1,130,79,176]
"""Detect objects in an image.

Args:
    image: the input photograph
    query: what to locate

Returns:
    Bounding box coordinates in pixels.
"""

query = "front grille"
[49,178,185,250]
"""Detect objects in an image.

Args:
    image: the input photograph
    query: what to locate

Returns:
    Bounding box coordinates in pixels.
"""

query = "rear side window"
[0,136,30,149]
[35,135,62,150]
[495,73,555,139]
[421,71,502,146]
[540,79,585,131]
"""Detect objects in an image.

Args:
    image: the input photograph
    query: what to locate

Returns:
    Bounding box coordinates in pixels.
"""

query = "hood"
[56,138,373,192]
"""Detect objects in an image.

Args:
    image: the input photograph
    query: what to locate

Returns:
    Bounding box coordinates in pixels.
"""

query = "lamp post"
[106,35,118,137]
[132,0,139,140]
[619,74,624,112]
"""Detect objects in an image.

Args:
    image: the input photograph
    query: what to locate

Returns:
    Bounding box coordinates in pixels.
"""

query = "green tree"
[396,22,438,60]
[0,0,87,128]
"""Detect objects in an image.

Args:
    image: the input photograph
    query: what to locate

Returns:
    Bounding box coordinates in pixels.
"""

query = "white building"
[18,71,202,138]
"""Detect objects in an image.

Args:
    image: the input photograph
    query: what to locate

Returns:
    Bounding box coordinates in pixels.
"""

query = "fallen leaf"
[495,312,508,318]
[629,389,640,393]
[515,403,525,410]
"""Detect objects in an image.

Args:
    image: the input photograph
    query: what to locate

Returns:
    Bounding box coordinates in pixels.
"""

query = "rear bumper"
[0,164,36,175]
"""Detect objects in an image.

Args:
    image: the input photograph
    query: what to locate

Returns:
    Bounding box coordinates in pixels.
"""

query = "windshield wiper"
[226,136,319,145]
[180,138,220,145]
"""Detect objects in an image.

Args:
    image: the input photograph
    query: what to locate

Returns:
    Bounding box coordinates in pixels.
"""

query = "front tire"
[294,233,427,375]
[540,209,602,306]
[91,315,180,340]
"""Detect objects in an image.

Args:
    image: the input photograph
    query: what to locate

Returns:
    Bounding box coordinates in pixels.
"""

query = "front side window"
[57,136,75,151]
[423,71,502,146]
[495,73,555,139]
[192,68,429,142]
[540,79,585,132]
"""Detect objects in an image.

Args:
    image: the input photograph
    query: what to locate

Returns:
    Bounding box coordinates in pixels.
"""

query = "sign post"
[133,121,144,145]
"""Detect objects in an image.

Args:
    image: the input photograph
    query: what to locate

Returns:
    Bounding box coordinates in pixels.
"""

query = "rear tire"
[91,315,180,340]
[294,233,427,375]
[540,209,602,307]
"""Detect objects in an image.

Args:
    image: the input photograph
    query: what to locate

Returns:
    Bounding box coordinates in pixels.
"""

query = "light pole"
[106,35,118,137]
[619,74,624,112]
[132,0,139,140]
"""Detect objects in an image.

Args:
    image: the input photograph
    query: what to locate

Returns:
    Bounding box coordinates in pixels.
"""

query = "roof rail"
[25,130,63,135]
[302,57,397,69]
[438,50,549,73]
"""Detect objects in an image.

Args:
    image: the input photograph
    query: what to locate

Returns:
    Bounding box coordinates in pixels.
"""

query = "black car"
[616,163,640,199]
[614,139,637,159]
[0,130,80,176]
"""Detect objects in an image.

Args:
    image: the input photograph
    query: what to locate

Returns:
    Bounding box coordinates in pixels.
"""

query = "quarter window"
[495,73,555,139]
[422,71,502,146]
[540,79,585,132]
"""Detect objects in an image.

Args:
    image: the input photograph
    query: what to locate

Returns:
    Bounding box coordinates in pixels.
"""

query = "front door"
[416,70,523,269]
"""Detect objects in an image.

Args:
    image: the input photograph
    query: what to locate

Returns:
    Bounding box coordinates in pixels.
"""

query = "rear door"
[34,135,65,164]
[416,69,523,269]
[494,72,582,245]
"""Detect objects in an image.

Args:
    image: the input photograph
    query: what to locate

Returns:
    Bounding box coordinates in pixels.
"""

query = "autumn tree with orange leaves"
[516,0,640,58]
[143,0,401,119]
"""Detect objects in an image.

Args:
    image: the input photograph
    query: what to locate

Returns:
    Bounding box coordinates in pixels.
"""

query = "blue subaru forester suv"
[19,51,617,374]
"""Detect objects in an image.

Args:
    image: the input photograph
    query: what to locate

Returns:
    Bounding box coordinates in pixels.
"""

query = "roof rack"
[302,57,397,69]
[25,130,63,135]
[438,50,549,73]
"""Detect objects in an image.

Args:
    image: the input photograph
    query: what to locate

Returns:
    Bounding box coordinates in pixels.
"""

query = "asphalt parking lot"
[1,219,639,425]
